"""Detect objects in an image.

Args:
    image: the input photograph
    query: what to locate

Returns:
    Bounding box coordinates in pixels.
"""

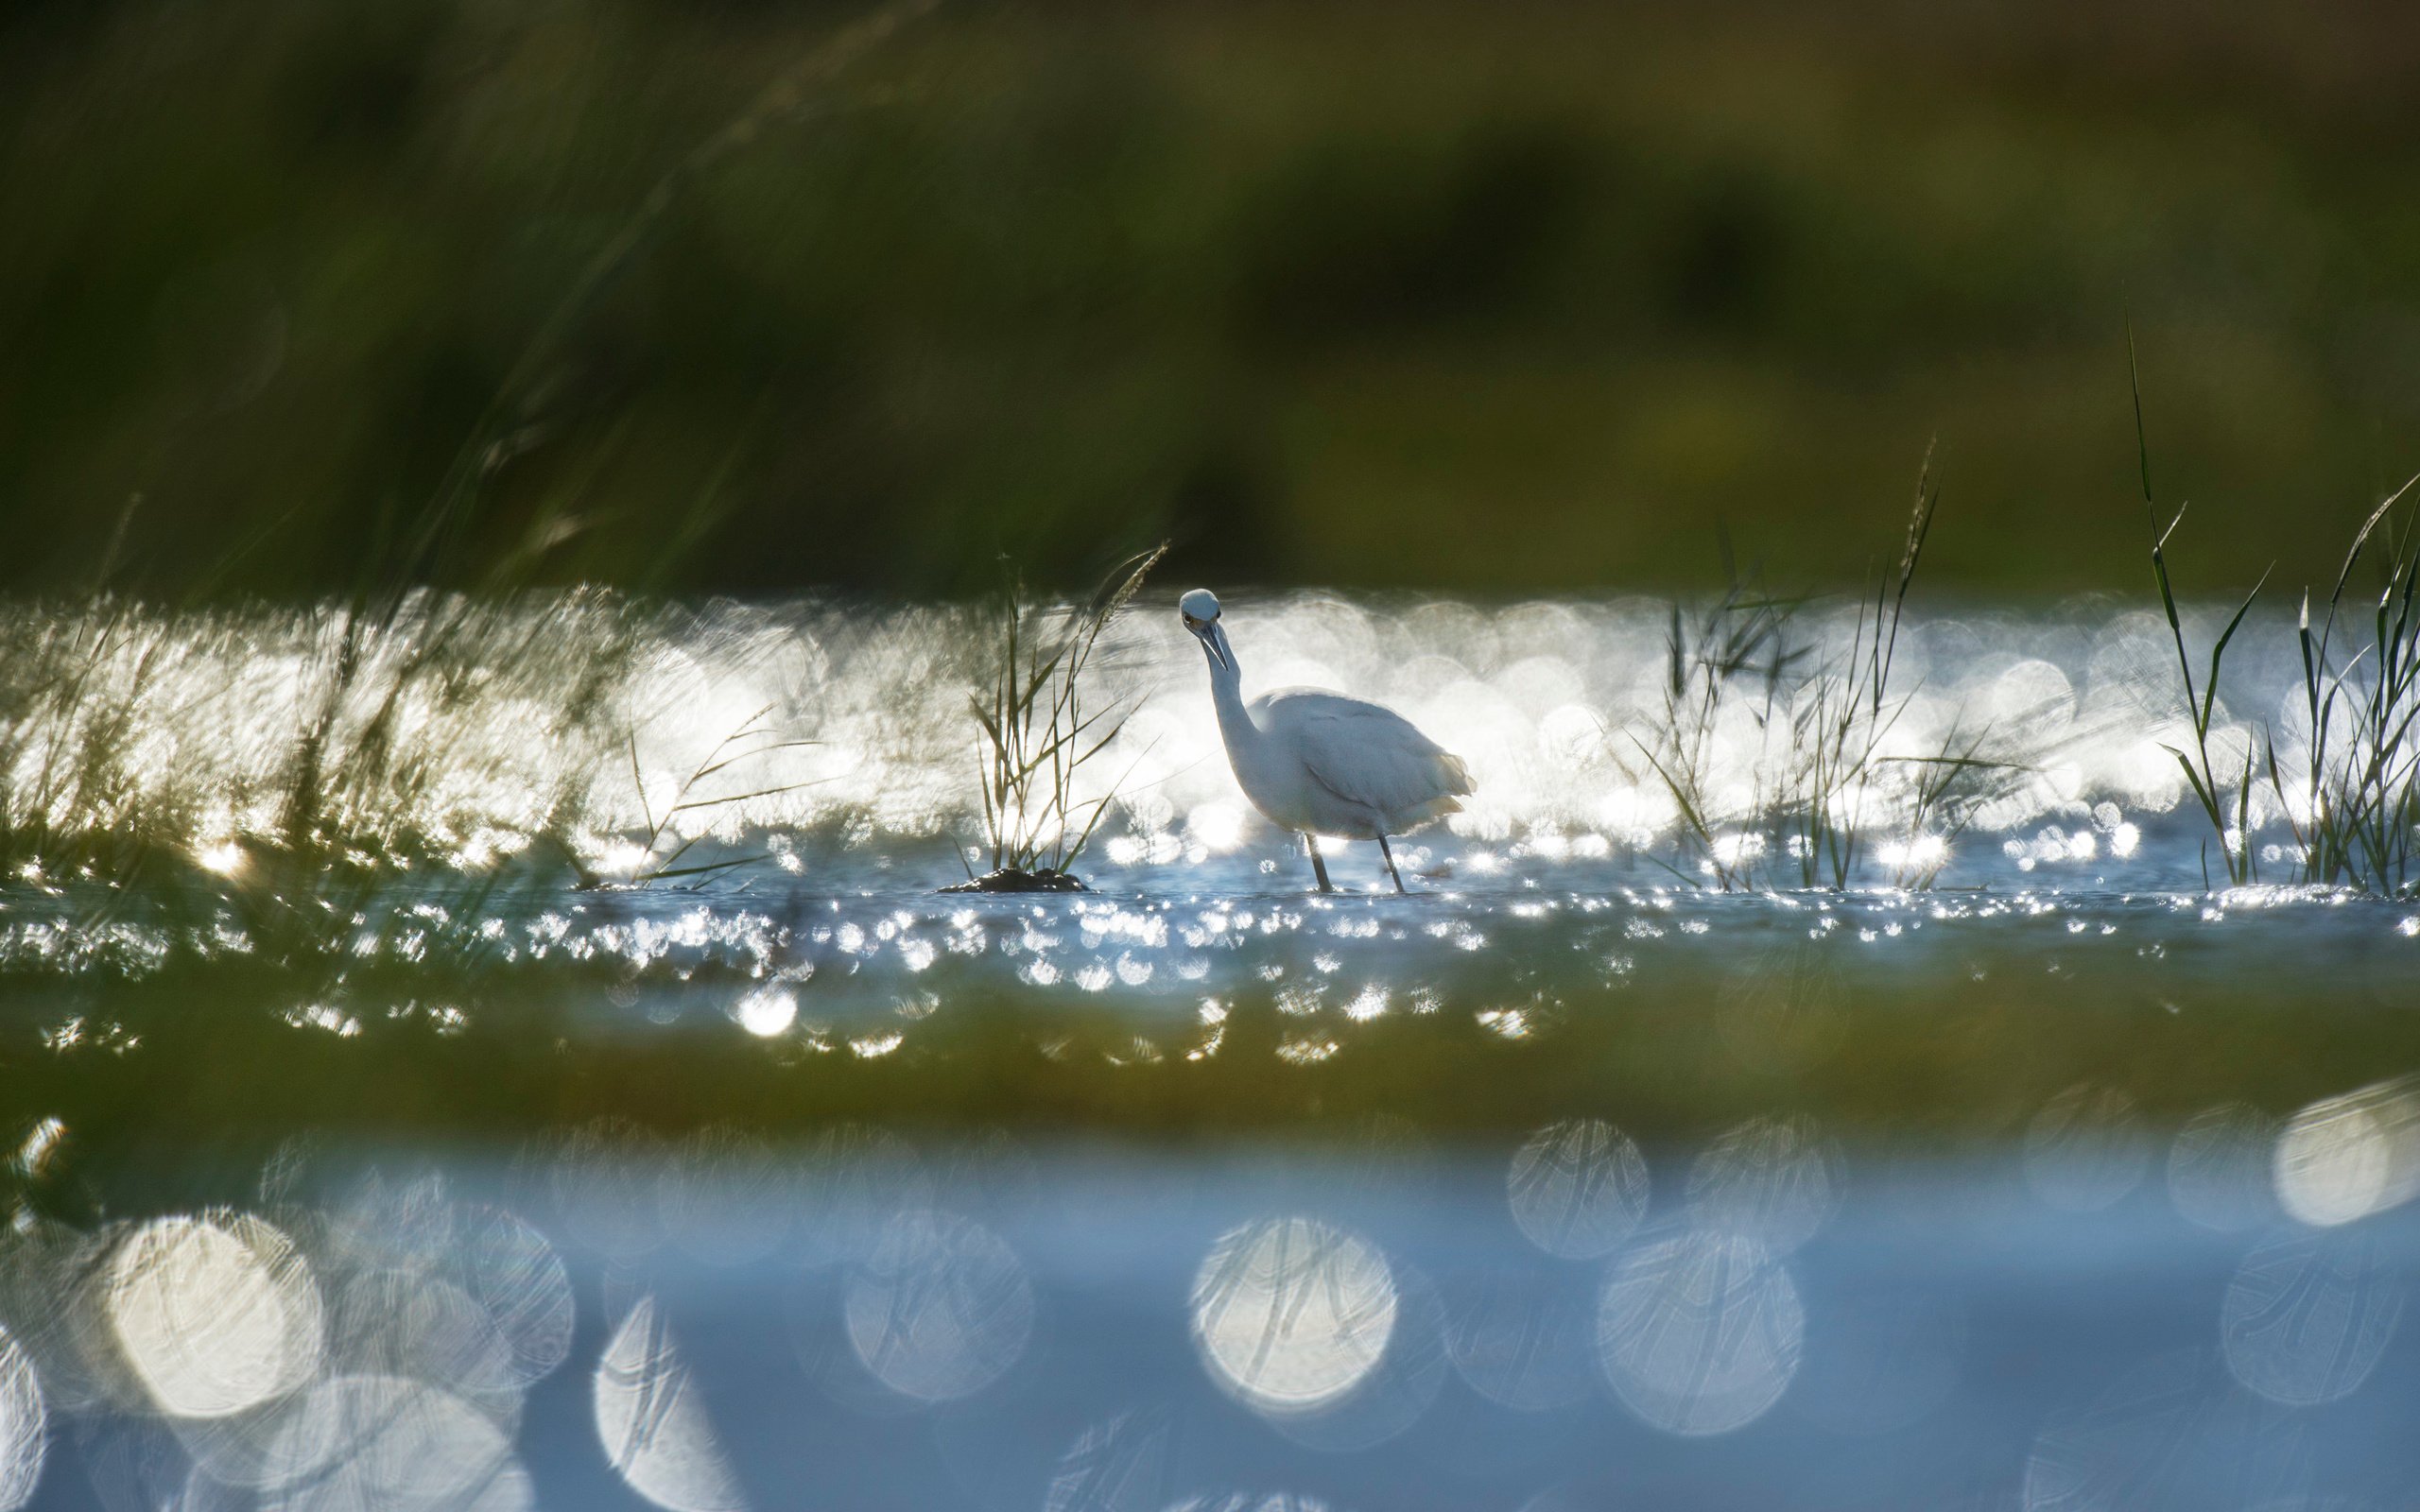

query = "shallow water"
[1,593,2417,1509]
[0,590,2350,890]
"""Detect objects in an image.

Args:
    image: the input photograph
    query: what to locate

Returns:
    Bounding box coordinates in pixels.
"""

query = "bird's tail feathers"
[1396,793,1464,829]
[1440,752,1475,796]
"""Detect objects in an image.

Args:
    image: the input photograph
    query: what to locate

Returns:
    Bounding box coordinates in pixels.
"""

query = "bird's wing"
[1254,689,1475,822]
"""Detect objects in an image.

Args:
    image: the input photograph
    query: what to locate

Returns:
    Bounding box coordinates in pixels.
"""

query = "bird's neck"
[1204,635,1257,747]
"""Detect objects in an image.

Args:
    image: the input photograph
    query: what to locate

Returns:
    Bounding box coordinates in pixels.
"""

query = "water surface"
[1,593,2415,1510]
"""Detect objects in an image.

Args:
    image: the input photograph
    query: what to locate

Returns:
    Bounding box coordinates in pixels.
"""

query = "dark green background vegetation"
[9,0,2420,597]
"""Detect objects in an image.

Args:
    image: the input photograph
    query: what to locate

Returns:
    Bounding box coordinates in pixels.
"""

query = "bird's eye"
[1183,615,1201,630]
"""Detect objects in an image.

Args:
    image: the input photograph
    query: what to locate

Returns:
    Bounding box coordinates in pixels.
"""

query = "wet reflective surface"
[5,1135,2420,1510]
[2,593,2418,1508]
[0,591,2361,894]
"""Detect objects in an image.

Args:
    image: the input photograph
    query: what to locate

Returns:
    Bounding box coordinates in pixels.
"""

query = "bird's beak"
[1192,620,1233,674]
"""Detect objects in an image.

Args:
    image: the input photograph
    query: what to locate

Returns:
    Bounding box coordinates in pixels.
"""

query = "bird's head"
[1178,588,1220,632]
[1178,588,1234,673]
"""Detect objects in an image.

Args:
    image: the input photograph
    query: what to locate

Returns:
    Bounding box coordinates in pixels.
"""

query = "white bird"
[1180,588,1474,893]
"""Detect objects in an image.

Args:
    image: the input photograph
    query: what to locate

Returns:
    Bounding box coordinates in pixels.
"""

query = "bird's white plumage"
[1250,689,1473,838]
[1178,588,1473,890]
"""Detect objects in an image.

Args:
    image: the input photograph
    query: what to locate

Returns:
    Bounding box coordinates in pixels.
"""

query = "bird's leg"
[1305,833,1335,894]
[1378,834,1409,895]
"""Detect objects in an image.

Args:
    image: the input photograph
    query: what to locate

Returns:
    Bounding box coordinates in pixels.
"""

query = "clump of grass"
[1789,445,1940,888]
[0,590,666,988]
[1625,449,2020,892]
[960,545,1166,889]
[1878,720,2016,889]
[1783,449,2027,890]
[0,598,195,886]
[181,596,649,976]
[0,0,944,985]
[1,532,682,912]
[272,591,641,871]
[2132,332,2268,888]
[2127,331,2420,896]
[1624,546,1806,890]
[2266,476,2420,894]
[568,706,818,890]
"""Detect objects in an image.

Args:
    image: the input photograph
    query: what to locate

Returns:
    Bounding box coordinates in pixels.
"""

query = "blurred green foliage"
[13,944,2416,1164]
[9,0,2420,597]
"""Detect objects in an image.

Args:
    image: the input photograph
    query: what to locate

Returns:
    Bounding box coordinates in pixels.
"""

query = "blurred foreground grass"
[9,0,2420,597]
[9,937,2413,1201]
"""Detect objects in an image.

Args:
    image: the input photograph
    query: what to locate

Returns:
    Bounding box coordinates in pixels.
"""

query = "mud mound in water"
[941,868,1088,893]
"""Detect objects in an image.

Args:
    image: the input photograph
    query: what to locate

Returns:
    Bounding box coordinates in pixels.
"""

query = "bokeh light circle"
[594,1297,747,1512]
[2023,1085,2149,1213]
[1190,1217,1396,1414]
[0,1325,43,1512]
[1507,1119,1650,1260]
[106,1212,323,1419]
[2220,1227,2404,1405]
[1685,1114,1843,1253]
[2167,1103,2275,1232]
[2273,1080,2420,1228]
[265,1374,523,1512]
[844,1210,1035,1402]
[1596,1230,1803,1436]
